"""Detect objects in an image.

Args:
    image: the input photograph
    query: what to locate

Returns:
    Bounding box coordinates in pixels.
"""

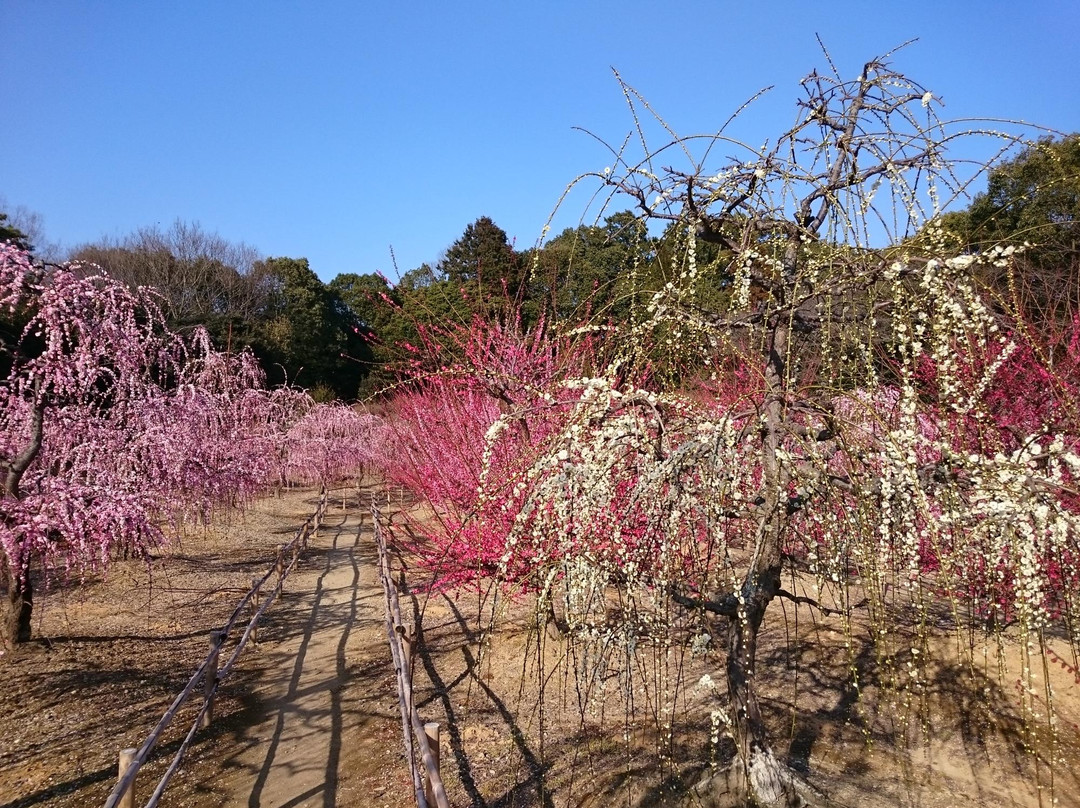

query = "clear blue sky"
[2,1,1078,282]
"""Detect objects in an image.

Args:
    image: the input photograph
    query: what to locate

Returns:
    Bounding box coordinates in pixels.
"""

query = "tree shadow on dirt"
[405,585,495,808]
[0,717,251,808]
[203,513,383,808]
[401,581,1080,808]
[389,551,557,808]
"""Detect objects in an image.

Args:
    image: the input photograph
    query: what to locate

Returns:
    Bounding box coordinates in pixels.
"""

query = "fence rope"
[372,500,450,808]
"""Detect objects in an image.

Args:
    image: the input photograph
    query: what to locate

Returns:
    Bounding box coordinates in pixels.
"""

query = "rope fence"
[104,486,331,808]
[372,498,450,808]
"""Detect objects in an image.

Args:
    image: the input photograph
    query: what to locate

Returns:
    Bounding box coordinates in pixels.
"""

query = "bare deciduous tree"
[70,219,271,329]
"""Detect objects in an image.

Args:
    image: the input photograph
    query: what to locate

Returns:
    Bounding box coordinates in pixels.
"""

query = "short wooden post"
[402,628,414,674]
[397,623,416,682]
[200,630,223,729]
[424,722,441,808]
[275,543,285,581]
[250,577,261,644]
[117,747,137,808]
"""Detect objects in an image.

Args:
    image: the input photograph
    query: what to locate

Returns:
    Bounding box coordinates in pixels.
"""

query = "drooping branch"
[776,587,865,617]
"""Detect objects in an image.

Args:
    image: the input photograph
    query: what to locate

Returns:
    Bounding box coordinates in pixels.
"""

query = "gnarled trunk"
[2,560,33,652]
[698,292,810,807]
[725,571,804,808]
[686,574,809,808]
[1,395,45,651]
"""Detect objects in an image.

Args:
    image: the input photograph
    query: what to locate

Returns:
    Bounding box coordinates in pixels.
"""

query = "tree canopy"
[69,220,271,345]
[965,134,1080,259]
[941,133,1080,319]
[437,215,521,289]
[0,213,32,253]
[256,256,367,399]
[70,224,374,399]
[531,211,647,322]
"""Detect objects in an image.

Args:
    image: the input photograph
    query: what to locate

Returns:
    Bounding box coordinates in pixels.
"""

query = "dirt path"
[0,487,415,808]
[178,506,415,808]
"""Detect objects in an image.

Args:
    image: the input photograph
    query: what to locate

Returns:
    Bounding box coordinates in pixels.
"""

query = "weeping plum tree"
[444,52,1080,806]
[281,402,384,487]
[0,245,193,647]
[0,245,374,650]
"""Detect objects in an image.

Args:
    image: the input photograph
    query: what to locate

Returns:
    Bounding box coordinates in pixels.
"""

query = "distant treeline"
[51,212,694,399]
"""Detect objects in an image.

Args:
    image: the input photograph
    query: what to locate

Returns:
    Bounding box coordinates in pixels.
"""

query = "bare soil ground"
[3,483,1079,808]
[387,590,1080,808]
[380,493,1080,808]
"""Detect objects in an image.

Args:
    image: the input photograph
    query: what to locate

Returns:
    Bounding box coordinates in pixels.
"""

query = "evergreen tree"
[257,257,365,398]
[437,216,524,295]
[0,213,32,253]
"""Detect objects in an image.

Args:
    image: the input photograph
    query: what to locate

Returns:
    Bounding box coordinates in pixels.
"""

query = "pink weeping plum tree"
[282,402,385,487]
[0,244,377,650]
[1,244,190,647]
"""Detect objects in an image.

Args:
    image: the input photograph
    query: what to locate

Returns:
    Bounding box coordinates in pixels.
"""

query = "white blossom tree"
[464,50,1080,806]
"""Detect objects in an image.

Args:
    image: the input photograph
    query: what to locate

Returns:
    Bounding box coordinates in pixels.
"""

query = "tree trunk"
[724,571,805,807]
[688,240,821,807]
[2,561,33,652]
[1,394,44,651]
[685,582,810,807]
[710,266,807,806]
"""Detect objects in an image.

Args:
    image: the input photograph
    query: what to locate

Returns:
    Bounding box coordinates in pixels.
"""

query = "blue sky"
[2,1,1078,282]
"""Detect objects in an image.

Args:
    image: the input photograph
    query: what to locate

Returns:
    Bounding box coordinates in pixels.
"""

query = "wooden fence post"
[275,544,285,582]
[397,623,416,683]
[200,630,223,729]
[424,722,441,808]
[117,747,137,808]
[251,577,261,644]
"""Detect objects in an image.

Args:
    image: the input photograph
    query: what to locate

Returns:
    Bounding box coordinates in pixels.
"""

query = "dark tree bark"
[1,396,44,650]
[2,567,32,650]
